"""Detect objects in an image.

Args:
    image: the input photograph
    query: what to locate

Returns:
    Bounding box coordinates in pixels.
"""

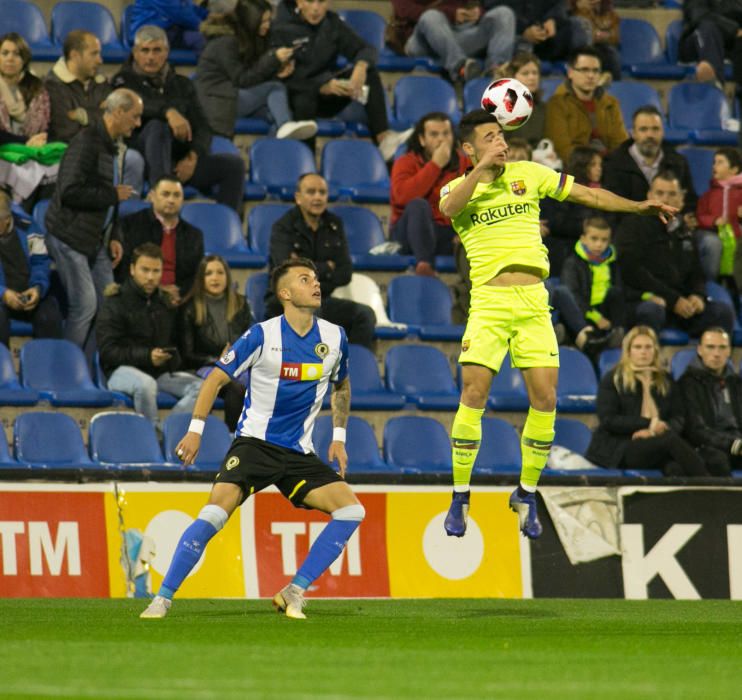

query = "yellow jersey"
[440,161,573,287]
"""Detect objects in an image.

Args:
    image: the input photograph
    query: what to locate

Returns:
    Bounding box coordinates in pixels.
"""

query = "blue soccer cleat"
[509,488,543,539]
[444,490,470,537]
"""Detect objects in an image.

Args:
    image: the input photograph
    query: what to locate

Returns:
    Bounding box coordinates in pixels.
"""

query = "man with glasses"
[545,46,627,163]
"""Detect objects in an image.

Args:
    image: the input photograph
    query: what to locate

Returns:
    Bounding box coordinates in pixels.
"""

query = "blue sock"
[158,519,218,600]
[291,517,361,590]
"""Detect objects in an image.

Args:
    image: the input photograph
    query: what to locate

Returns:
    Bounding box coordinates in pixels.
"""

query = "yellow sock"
[520,407,555,490]
[451,403,485,490]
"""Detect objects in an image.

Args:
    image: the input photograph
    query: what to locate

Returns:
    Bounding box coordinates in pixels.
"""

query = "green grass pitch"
[1,598,740,699]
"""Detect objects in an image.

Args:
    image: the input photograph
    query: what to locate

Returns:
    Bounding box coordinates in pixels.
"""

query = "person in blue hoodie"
[0,191,62,347]
[560,214,625,350]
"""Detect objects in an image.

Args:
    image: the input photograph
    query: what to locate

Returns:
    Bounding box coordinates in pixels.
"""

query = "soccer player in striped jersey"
[141,258,362,620]
[439,110,677,540]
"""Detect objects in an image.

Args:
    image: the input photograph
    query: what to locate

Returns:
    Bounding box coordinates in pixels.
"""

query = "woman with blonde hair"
[179,255,252,432]
[585,325,708,475]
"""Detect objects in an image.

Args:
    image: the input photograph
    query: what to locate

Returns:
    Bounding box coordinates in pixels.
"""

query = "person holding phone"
[96,242,203,428]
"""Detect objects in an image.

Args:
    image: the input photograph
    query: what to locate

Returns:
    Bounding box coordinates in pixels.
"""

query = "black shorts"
[215,436,343,507]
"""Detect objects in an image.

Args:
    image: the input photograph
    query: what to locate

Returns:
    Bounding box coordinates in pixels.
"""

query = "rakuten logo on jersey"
[0,492,109,597]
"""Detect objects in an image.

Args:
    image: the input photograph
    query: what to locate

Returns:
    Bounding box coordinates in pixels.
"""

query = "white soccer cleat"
[272,584,307,620]
[139,595,172,619]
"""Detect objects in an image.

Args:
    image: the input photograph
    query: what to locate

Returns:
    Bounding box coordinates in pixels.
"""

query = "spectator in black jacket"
[97,242,202,427]
[117,176,204,305]
[270,0,412,161]
[179,255,251,431]
[45,88,142,349]
[266,173,376,349]
[195,0,317,140]
[585,325,708,476]
[112,25,245,212]
[676,327,742,476]
[616,170,734,337]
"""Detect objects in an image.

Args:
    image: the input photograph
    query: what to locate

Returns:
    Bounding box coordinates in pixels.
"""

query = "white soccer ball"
[480,78,534,131]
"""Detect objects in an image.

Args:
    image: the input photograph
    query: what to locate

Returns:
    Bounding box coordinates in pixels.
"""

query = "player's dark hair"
[567,145,601,184]
[406,112,460,171]
[63,30,95,61]
[131,242,163,265]
[632,104,662,125]
[567,45,602,69]
[715,147,742,173]
[458,109,500,145]
[582,215,611,233]
[271,257,318,297]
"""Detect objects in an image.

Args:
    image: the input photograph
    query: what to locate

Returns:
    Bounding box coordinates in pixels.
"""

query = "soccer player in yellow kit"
[440,110,677,539]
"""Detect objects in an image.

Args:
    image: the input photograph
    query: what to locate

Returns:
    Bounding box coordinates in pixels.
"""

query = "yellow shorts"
[459,282,559,372]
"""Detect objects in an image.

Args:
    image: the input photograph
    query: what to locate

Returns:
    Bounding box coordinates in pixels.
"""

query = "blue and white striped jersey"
[216,315,349,454]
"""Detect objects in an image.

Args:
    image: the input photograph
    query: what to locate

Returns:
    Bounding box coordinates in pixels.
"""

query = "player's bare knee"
[461,383,488,408]
[530,389,556,412]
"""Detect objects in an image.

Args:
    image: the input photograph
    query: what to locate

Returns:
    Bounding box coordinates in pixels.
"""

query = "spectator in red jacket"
[390,112,471,276]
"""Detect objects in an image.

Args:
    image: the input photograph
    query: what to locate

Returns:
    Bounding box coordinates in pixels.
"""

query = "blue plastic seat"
[475,417,521,474]
[20,339,115,407]
[387,276,464,340]
[705,280,742,345]
[210,135,240,157]
[669,83,737,146]
[0,430,22,471]
[121,4,195,64]
[383,416,452,474]
[14,412,95,471]
[392,76,461,130]
[180,202,265,268]
[163,413,232,472]
[329,205,408,270]
[249,139,317,200]
[245,272,269,323]
[118,199,151,218]
[0,0,59,61]
[52,2,127,61]
[313,415,392,472]
[347,344,404,410]
[553,417,593,455]
[385,345,459,410]
[620,18,687,79]
[598,347,621,378]
[670,348,696,380]
[337,9,416,72]
[659,328,691,346]
[677,146,714,198]
[463,77,492,113]
[556,346,598,412]
[0,343,39,406]
[247,204,292,256]
[322,140,390,203]
[89,412,175,472]
[488,354,530,411]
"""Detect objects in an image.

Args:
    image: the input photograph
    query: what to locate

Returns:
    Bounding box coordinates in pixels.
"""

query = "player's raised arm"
[175,367,231,465]
[329,376,351,478]
[567,182,679,223]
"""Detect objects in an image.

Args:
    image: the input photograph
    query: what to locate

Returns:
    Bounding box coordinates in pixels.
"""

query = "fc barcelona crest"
[511,180,527,196]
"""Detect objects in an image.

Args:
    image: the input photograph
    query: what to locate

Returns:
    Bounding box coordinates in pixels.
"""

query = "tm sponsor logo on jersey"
[280,362,323,381]
[470,201,531,225]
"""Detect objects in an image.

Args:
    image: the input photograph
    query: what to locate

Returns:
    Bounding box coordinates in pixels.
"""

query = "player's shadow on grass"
[457,608,559,620]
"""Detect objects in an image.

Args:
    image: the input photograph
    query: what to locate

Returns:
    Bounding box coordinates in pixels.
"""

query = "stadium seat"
[385,345,459,409]
[180,202,265,268]
[118,199,151,218]
[0,0,59,61]
[553,417,593,455]
[463,77,491,113]
[0,431,22,471]
[245,272,269,323]
[20,339,115,407]
[664,19,686,66]
[14,412,95,471]
[488,354,530,411]
[162,413,232,472]
[598,347,621,378]
[0,343,39,406]
[248,139,318,200]
[704,281,742,345]
[387,276,464,340]
[677,147,714,197]
[670,348,696,380]
[392,76,461,130]
[234,116,271,136]
[247,204,292,256]
[347,344,404,410]
[556,346,598,412]
[329,206,408,271]
[120,4,196,64]
[475,417,521,474]
[619,18,687,79]
[540,75,562,102]
[322,140,390,203]
[668,83,737,146]
[659,328,691,346]
[51,2,127,61]
[210,135,241,157]
[313,415,391,472]
[337,9,416,72]
[383,416,452,474]
[89,412,176,472]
